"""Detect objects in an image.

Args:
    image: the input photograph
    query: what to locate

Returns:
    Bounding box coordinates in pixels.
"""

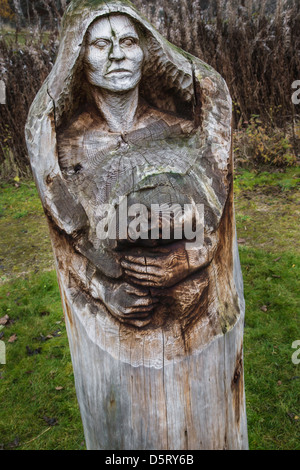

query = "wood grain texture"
[25,0,248,450]
[61,278,247,450]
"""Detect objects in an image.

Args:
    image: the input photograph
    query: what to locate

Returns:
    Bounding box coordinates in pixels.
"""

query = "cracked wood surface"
[25,0,248,450]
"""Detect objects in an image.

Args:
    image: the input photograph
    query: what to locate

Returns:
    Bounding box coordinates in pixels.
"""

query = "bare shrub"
[133,0,300,129]
[0,0,299,176]
[0,35,57,177]
[233,117,297,167]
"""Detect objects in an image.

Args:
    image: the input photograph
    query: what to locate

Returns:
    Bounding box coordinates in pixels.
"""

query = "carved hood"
[26,0,232,201]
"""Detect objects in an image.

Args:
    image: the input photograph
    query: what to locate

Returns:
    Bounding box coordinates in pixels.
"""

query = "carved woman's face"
[84,14,144,93]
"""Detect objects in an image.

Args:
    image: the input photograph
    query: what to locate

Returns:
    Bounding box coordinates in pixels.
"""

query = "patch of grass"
[234,167,300,193]
[234,169,300,254]
[0,271,85,450]
[0,181,54,282]
[240,247,300,450]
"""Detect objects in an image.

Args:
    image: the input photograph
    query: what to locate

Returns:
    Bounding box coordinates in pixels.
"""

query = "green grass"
[0,27,51,46]
[0,170,299,450]
[0,272,85,450]
[241,247,300,450]
[234,166,300,192]
[0,181,54,282]
[234,167,300,254]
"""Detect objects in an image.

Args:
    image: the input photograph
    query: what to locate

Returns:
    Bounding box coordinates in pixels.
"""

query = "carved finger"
[124,269,161,282]
[122,261,161,276]
[128,278,159,288]
[125,255,163,268]
[122,305,157,315]
[144,257,165,268]
[124,255,146,265]
[124,284,149,296]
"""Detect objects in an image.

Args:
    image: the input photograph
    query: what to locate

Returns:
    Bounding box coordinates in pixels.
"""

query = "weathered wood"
[25,0,248,450]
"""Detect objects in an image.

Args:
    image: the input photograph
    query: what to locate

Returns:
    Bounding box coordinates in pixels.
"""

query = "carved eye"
[121,37,137,47]
[93,39,110,49]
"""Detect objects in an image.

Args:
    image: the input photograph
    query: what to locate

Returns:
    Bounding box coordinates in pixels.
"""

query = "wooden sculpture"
[25,0,248,450]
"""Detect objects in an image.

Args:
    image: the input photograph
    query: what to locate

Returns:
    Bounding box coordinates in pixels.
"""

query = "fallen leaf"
[0,315,9,326]
[274,257,281,262]
[8,334,17,343]
[55,386,64,391]
[277,380,282,386]
[260,305,268,312]
[237,238,246,244]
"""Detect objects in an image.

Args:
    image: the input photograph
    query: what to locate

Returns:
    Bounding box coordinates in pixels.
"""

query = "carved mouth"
[106,69,132,76]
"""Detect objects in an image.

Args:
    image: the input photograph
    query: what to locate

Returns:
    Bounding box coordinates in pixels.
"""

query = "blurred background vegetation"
[0,0,300,177]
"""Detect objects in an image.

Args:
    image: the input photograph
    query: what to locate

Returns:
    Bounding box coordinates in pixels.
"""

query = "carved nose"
[109,43,125,60]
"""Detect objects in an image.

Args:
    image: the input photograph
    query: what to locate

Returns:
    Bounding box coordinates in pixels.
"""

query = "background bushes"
[0,0,299,176]
[0,36,57,176]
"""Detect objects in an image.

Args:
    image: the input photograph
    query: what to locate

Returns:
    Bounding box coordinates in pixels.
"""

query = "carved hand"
[121,234,219,288]
[121,242,190,288]
[101,282,159,324]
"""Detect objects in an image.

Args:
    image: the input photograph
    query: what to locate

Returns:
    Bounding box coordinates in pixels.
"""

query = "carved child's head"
[84,14,144,93]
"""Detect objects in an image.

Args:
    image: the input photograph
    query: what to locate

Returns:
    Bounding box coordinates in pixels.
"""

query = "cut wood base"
[62,284,248,450]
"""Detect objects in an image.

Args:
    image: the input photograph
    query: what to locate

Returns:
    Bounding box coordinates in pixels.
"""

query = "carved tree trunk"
[61,285,247,450]
[25,0,248,450]
[55,185,248,450]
